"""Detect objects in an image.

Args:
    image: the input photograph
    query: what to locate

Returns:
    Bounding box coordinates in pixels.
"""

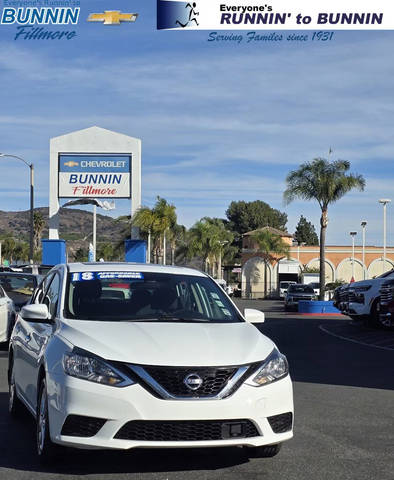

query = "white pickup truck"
[338,270,394,327]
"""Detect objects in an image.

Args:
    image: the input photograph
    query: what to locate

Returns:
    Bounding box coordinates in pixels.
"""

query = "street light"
[379,199,391,273]
[350,231,357,282]
[361,221,367,279]
[0,153,34,263]
[218,240,228,280]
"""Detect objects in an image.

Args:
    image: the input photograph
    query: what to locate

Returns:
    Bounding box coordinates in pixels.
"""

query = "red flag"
[350,276,355,283]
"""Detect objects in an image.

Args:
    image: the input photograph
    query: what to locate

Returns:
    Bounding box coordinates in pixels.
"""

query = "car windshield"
[288,284,314,293]
[309,283,320,288]
[0,274,37,298]
[280,282,290,289]
[64,271,243,323]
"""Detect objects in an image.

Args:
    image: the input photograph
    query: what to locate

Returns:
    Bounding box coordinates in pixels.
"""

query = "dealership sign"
[58,154,131,198]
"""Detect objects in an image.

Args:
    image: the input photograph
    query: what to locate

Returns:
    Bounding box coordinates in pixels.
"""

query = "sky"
[0,1,394,247]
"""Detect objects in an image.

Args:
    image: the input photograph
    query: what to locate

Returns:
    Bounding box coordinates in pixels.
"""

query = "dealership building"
[241,227,394,298]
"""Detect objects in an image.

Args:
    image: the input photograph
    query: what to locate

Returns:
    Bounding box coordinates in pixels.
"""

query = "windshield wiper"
[127,315,210,323]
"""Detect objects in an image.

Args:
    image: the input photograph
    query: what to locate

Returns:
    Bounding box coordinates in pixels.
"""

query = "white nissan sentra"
[8,263,293,460]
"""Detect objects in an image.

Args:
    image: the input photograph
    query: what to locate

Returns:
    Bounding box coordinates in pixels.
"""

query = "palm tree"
[252,229,290,297]
[187,218,234,275]
[284,158,365,299]
[33,211,46,252]
[129,206,156,262]
[127,197,178,264]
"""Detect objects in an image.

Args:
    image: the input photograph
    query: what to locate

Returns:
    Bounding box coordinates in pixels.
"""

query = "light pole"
[218,240,228,280]
[350,231,357,281]
[379,199,391,274]
[0,153,34,263]
[361,221,367,279]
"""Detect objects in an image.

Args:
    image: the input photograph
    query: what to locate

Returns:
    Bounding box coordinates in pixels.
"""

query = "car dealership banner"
[157,0,393,30]
[58,155,131,198]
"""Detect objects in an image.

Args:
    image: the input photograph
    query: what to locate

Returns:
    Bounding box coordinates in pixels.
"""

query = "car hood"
[59,320,275,366]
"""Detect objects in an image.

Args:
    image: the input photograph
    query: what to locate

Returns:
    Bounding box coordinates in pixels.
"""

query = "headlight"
[355,285,371,292]
[245,349,289,387]
[63,349,133,387]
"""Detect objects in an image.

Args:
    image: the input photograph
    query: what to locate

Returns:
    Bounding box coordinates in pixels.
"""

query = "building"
[241,227,394,298]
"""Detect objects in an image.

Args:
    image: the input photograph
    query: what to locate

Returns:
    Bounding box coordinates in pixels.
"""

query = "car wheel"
[8,358,22,416]
[368,300,382,329]
[246,443,282,458]
[37,378,59,462]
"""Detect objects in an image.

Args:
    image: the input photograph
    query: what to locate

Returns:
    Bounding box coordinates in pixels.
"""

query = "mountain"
[0,207,126,243]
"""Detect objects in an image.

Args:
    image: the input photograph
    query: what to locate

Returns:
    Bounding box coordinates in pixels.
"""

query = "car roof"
[64,262,206,277]
[0,272,40,278]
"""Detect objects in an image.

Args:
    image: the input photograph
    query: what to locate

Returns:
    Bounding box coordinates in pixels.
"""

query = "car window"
[0,286,4,298]
[65,271,243,323]
[0,274,37,301]
[288,285,314,293]
[32,273,54,304]
[43,274,61,318]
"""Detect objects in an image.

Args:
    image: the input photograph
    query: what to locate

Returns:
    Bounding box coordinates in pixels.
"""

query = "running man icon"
[176,2,199,27]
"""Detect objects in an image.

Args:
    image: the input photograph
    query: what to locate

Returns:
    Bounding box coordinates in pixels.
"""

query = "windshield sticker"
[71,272,144,282]
[211,293,220,299]
[215,300,225,307]
[222,308,231,316]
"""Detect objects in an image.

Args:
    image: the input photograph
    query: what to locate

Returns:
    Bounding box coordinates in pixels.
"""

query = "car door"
[0,286,9,342]
[20,272,62,411]
[13,272,55,410]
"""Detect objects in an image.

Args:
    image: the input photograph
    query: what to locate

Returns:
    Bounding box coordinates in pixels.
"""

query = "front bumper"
[47,371,294,450]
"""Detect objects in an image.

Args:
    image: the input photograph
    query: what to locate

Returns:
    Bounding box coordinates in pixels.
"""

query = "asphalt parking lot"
[0,299,393,480]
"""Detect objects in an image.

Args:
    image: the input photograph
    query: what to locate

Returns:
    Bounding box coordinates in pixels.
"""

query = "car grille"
[348,289,356,303]
[142,365,238,397]
[61,415,106,437]
[291,296,313,302]
[339,288,349,302]
[114,419,260,442]
[267,412,293,433]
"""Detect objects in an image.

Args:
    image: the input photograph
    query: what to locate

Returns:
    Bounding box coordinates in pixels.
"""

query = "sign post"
[49,126,141,240]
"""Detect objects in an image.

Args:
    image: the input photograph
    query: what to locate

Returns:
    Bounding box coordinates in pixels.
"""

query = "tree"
[33,211,46,252]
[127,197,179,264]
[284,158,365,299]
[226,200,288,235]
[294,215,319,246]
[187,217,234,276]
[252,230,290,297]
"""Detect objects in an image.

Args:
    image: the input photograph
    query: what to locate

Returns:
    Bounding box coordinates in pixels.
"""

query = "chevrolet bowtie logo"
[87,11,138,25]
[64,161,79,167]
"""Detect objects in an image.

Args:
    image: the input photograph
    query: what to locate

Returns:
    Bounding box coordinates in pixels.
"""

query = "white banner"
[59,172,131,198]
[157,0,392,30]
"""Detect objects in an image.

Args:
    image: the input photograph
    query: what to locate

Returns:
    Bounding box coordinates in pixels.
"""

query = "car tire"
[8,357,23,417]
[37,378,59,462]
[369,300,381,329]
[246,443,282,458]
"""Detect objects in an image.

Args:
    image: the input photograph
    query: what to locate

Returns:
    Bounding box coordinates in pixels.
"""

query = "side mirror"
[20,304,50,323]
[244,308,265,324]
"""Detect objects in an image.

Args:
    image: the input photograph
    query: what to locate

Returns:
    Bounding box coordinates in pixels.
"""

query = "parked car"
[0,272,41,311]
[0,285,15,343]
[308,282,320,296]
[285,284,316,311]
[279,281,297,299]
[377,279,394,329]
[335,270,394,327]
[8,263,293,461]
